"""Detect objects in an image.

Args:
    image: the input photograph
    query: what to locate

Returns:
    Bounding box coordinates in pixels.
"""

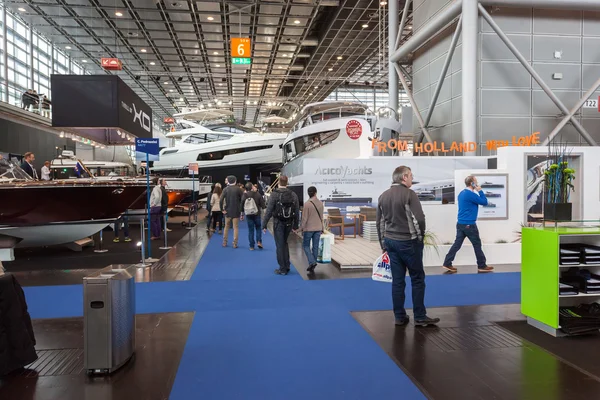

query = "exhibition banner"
[303,158,488,210]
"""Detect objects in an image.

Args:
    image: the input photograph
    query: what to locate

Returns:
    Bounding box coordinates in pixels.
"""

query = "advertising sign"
[303,158,489,211]
[101,58,123,71]
[345,120,362,140]
[118,78,153,139]
[476,174,509,220]
[188,162,198,175]
[135,138,159,155]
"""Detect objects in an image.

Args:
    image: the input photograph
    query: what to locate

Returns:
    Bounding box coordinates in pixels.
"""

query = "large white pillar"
[462,0,478,155]
[388,0,399,113]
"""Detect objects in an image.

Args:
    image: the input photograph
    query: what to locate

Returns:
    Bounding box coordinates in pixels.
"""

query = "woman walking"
[210,183,224,233]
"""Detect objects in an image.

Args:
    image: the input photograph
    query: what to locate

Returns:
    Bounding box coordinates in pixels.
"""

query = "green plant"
[544,142,575,204]
[513,222,538,243]
[423,230,440,255]
[495,239,508,244]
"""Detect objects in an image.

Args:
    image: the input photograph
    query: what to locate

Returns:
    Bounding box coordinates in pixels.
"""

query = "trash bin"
[84,265,136,374]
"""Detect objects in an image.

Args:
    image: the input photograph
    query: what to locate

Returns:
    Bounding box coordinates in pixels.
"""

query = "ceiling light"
[253,101,257,105]
[140,48,147,53]
[169,89,173,92]
[246,100,251,105]
[18,7,26,12]
[380,1,388,5]
[213,51,218,55]
[314,86,318,89]
[278,66,282,69]
[228,100,232,105]
[82,59,87,63]
[220,90,224,94]
[407,26,413,30]
[328,68,333,71]
[309,92,313,95]
[179,97,184,101]
[219,83,223,86]
[216,64,220,67]
[150,61,156,65]
[294,20,300,24]
[337,56,343,60]
[164,81,168,84]
[115,11,123,17]
[362,24,369,28]
[207,16,214,21]
[65,46,71,50]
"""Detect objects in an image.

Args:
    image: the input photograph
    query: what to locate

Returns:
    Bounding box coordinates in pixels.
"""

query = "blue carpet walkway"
[24,225,521,399]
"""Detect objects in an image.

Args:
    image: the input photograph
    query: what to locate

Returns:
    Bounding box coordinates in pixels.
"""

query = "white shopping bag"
[317,233,332,263]
[372,252,392,283]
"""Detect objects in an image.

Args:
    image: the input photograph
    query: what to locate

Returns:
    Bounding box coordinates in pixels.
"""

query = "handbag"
[372,252,392,283]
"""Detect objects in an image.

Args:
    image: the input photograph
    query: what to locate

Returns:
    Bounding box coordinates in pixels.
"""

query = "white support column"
[462,0,478,154]
[2,6,8,103]
[388,0,399,112]
[29,26,34,89]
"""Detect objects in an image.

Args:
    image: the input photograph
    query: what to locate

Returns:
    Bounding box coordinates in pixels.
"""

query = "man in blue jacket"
[442,175,494,273]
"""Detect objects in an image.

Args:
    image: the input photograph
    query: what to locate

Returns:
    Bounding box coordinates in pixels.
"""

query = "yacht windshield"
[183,133,233,144]
[0,160,34,181]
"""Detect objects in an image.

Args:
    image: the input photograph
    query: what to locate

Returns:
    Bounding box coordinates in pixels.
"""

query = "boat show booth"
[289,146,600,268]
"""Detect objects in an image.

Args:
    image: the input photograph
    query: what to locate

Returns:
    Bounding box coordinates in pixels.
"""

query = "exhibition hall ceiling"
[6,0,413,124]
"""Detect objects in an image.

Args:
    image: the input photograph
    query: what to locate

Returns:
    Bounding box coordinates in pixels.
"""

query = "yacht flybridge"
[152,108,286,184]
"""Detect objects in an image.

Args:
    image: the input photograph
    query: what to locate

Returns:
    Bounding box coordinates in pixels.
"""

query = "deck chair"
[327,208,356,240]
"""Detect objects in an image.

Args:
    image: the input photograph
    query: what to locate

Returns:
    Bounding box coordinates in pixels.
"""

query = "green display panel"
[521,228,559,328]
[232,57,251,65]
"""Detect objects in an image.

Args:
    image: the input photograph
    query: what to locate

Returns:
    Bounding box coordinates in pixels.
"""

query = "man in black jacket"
[377,166,439,327]
[220,175,243,248]
[159,179,170,233]
[241,182,266,250]
[20,152,37,179]
[262,175,299,275]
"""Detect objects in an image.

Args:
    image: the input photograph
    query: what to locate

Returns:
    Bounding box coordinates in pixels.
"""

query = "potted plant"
[543,144,575,221]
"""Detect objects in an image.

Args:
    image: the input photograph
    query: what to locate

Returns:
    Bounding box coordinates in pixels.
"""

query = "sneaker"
[257,242,263,249]
[478,266,494,273]
[124,237,132,242]
[307,263,317,273]
[249,247,255,251]
[222,243,227,247]
[274,269,289,276]
[113,238,120,243]
[415,317,440,327]
[233,244,238,249]
[443,265,457,273]
[395,316,410,326]
[166,228,173,232]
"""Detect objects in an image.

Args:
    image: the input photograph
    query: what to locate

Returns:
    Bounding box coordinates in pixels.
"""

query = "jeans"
[246,214,262,248]
[160,206,167,230]
[211,211,223,231]
[384,238,427,320]
[303,231,321,266]
[224,217,240,246]
[443,223,487,269]
[114,215,130,238]
[206,211,212,228]
[274,220,293,272]
[150,206,162,238]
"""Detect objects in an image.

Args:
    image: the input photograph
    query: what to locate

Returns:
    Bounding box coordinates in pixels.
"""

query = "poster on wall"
[303,158,489,212]
[476,174,508,220]
[526,154,582,222]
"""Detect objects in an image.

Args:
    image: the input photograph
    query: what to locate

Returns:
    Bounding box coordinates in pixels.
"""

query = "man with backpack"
[263,175,300,275]
[241,182,266,250]
[220,175,243,248]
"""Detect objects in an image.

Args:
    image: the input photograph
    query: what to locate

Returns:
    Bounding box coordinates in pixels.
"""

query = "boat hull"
[0,220,112,248]
[0,182,147,226]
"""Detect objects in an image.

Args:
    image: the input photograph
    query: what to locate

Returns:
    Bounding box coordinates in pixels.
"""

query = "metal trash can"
[84,265,136,374]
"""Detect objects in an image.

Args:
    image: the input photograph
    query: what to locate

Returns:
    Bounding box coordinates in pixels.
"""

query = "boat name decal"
[315,166,372,178]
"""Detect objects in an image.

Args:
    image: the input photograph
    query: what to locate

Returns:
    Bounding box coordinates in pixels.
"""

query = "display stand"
[522,223,600,337]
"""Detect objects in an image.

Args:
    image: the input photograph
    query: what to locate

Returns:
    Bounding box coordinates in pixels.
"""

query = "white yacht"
[281,101,402,185]
[152,109,286,185]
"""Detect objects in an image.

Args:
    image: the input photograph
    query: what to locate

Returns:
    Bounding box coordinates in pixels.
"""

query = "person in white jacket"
[149,178,163,239]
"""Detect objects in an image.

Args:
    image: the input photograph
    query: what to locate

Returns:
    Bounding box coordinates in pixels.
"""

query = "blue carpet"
[191,224,302,281]
[170,307,425,400]
[23,227,522,399]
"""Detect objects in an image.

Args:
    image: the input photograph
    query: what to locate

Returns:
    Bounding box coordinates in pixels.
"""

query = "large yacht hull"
[0,220,113,248]
[154,163,281,187]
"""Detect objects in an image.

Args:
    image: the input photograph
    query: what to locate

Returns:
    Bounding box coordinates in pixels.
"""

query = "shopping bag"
[317,233,332,263]
[372,252,392,283]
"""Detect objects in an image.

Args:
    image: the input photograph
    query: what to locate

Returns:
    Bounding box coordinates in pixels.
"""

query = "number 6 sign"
[231,38,251,58]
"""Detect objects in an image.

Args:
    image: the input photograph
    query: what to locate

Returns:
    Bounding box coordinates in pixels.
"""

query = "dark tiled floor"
[353,304,600,400]
[1,218,210,287]
[0,312,194,400]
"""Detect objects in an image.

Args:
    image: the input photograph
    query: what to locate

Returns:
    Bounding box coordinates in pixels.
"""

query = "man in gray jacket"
[220,175,243,248]
[377,166,439,327]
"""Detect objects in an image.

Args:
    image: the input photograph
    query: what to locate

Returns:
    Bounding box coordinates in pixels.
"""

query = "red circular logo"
[346,120,362,140]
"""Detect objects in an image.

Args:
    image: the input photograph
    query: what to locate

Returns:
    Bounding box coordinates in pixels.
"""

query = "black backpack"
[274,189,296,221]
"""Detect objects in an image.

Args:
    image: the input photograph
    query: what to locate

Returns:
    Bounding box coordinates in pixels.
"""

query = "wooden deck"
[331,236,381,269]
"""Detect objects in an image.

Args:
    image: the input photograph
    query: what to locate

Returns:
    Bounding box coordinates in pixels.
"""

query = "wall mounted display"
[476,174,508,220]
[526,154,582,222]
[302,158,489,211]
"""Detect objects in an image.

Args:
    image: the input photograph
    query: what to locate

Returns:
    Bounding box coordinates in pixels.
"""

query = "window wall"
[0,6,87,111]
[324,87,410,113]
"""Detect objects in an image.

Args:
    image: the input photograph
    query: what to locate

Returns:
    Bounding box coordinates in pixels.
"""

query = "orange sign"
[101,58,122,71]
[371,132,541,154]
[231,38,251,58]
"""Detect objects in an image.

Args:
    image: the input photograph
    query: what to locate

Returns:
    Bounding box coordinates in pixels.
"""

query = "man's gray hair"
[465,175,476,187]
[392,166,412,184]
